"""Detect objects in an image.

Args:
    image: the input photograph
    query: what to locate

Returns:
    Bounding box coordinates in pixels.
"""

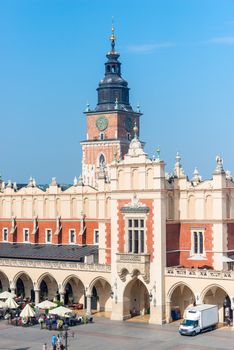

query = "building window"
[94,230,99,245]
[128,219,145,254]
[46,229,52,243]
[69,229,76,244]
[99,133,105,140]
[2,228,8,242]
[23,228,29,243]
[127,133,131,141]
[191,230,204,255]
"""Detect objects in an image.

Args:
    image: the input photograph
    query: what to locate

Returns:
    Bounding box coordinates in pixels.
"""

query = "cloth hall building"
[1,29,234,325]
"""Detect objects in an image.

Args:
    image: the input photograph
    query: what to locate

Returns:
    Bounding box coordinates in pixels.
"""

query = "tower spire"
[110,17,116,52]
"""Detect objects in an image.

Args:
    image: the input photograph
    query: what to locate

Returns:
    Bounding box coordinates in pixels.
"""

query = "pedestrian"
[51,334,57,350]
[42,343,47,350]
[56,334,61,349]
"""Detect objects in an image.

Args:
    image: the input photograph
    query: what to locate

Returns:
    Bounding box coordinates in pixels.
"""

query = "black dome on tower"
[96,26,132,112]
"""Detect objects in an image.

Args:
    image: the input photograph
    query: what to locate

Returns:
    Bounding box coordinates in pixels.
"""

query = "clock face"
[125,117,133,132]
[96,116,108,131]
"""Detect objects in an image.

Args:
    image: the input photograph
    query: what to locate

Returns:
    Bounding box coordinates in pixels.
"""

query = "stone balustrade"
[165,266,233,280]
[0,257,111,272]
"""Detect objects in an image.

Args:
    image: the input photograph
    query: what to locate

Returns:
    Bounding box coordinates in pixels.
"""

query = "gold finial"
[110,17,116,51]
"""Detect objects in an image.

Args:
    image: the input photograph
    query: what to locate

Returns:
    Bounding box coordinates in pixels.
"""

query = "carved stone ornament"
[121,193,150,214]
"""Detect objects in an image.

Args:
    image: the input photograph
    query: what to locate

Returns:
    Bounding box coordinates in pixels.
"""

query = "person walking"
[42,343,47,350]
[51,334,57,350]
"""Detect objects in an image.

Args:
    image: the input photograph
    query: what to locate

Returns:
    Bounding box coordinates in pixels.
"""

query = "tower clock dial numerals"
[125,117,133,132]
[96,116,108,131]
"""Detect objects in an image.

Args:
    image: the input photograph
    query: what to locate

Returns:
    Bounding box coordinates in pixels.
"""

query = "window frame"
[23,228,30,243]
[69,229,76,244]
[45,229,52,244]
[125,215,146,254]
[190,229,205,257]
[2,228,8,242]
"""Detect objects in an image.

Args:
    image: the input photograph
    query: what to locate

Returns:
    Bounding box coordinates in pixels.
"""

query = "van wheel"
[192,331,196,336]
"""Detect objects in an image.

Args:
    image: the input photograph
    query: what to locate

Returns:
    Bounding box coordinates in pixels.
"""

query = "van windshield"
[182,319,198,327]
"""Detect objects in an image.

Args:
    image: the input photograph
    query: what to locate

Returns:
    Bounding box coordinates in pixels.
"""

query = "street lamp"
[63,324,69,350]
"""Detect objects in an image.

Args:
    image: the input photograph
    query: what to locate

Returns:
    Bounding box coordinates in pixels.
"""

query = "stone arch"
[0,270,10,292]
[132,169,138,189]
[123,278,150,319]
[167,193,174,220]
[62,275,85,306]
[37,273,59,302]
[89,276,112,312]
[71,197,77,218]
[11,198,16,216]
[146,168,153,189]
[201,284,230,322]
[13,272,34,300]
[226,193,230,219]
[56,198,61,216]
[168,282,195,321]
[83,197,89,217]
[188,195,195,219]
[22,198,27,218]
[118,170,124,189]
[205,195,212,219]
[105,196,111,218]
[33,197,37,216]
[44,198,49,217]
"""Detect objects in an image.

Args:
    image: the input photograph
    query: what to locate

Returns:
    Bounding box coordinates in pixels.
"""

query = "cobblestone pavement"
[0,318,234,350]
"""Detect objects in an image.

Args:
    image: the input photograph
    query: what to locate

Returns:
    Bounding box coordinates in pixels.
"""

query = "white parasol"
[36,300,57,309]
[49,306,73,317]
[20,304,35,318]
[0,291,16,299]
[5,297,18,309]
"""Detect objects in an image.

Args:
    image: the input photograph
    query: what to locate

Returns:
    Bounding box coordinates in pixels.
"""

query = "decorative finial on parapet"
[137,103,141,113]
[73,176,78,186]
[192,167,201,185]
[174,152,186,178]
[85,102,91,112]
[214,154,224,174]
[175,151,181,166]
[155,146,161,162]
[226,170,232,180]
[133,121,138,139]
[50,177,57,186]
[6,180,12,188]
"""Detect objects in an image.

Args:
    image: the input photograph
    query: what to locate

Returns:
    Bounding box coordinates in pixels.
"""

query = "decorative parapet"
[165,267,233,280]
[116,253,150,283]
[0,258,111,273]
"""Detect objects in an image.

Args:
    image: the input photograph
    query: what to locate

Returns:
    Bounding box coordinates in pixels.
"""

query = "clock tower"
[81,26,142,187]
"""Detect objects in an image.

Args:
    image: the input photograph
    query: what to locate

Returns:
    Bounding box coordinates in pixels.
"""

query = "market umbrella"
[36,300,57,309]
[5,297,18,309]
[20,304,35,318]
[0,291,16,299]
[49,306,73,317]
[0,300,6,308]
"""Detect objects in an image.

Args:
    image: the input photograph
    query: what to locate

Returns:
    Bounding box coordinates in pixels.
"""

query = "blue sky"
[0,0,234,184]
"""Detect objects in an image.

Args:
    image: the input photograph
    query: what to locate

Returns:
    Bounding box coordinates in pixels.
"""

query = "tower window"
[107,65,111,73]
[111,66,116,73]
[99,133,105,140]
[127,133,131,141]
